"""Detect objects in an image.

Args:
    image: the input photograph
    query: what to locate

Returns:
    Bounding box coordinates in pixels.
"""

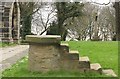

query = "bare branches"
[32,3,56,35]
[19,2,46,19]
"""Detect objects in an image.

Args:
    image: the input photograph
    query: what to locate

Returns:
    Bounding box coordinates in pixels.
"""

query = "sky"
[93,0,110,3]
[31,0,113,34]
[0,0,116,2]
[89,0,120,3]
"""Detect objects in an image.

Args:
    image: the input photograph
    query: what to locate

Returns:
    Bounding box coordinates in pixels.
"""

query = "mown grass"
[67,41,118,75]
[2,56,107,77]
[2,41,118,77]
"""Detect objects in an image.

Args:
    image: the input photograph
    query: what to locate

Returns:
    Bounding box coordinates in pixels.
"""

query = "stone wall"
[26,35,62,72]
[26,35,81,72]
[28,44,61,72]
[0,1,20,43]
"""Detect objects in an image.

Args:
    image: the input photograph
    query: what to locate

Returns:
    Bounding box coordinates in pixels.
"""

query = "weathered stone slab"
[59,50,79,63]
[60,53,79,60]
[60,59,79,71]
[69,51,79,60]
[90,63,102,74]
[79,56,90,69]
[60,43,69,53]
[102,69,117,77]
[26,35,61,44]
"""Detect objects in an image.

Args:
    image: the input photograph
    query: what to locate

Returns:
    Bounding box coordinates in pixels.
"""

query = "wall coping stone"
[26,35,61,44]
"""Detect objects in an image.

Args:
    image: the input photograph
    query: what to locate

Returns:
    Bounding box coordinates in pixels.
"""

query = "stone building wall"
[0,0,20,43]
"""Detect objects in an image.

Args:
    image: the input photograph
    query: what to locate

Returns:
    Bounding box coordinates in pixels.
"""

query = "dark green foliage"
[47,21,60,35]
[19,2,34,40]
[21,16,32,40]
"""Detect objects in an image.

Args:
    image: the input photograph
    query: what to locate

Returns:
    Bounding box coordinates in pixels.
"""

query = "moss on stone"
[25,35,61,44]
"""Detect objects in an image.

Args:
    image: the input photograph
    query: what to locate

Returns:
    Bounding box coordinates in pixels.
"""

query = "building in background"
[0,0,20,43]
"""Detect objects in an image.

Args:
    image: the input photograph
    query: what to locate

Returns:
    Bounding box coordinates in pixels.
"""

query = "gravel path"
[0,45,29,72]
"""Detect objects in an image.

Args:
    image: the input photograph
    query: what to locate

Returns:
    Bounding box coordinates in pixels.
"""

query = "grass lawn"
[2,56,107,77]
[2,41,118,77]
[67,41,118,75]
[0,42,17,47]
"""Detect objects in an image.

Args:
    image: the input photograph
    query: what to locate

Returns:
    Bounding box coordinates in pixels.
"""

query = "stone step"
[90,63,102,74]
[102,69,117,77]
[69,50,79,54]
[79,56,90,69]
[60,43,69,47]
[60,43,69,53]
[68,51,79,60]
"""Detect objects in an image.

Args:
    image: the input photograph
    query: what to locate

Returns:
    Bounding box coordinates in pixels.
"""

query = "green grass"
[2,41,118,77]
[67,41,118,75]
[2,56,107,77]
[0,42,17,47]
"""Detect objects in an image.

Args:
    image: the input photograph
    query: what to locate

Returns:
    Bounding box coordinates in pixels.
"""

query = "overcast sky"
[0,0,117,2]
[81,0,117,3]
[89,0,119,3]
[93,0,110,3]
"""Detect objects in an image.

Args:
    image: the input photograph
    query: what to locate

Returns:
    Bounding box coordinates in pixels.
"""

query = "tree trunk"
[56,2,67,41]
[22,16,32,40]
[19,2,34,40]
[92,21,99,41]
[114,2,120,41]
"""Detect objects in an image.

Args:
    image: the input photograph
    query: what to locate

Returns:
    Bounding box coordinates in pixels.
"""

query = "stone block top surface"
[79,56,90,62]
[26,35,61,44]
[69,51,79,54]
[60,43,69,46]
[90,63,102,70]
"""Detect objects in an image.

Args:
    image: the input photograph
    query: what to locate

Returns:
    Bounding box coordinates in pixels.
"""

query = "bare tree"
[19,2,45,39]
[31,2,57,35]
[64,2,116,41]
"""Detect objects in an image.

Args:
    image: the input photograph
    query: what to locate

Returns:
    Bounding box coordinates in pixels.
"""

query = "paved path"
[0,45,29,72]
